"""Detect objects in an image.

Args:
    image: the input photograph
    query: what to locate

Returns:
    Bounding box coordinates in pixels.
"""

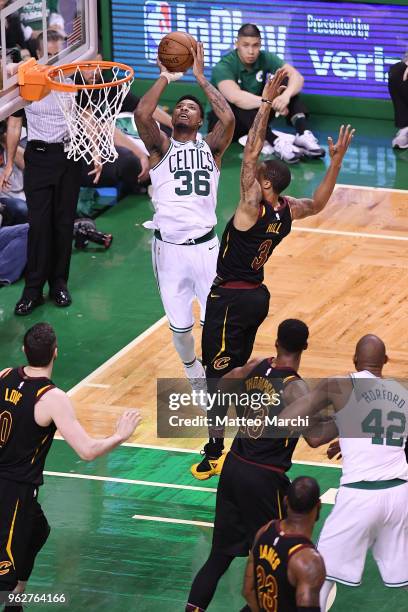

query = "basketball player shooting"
[135,40,234,391]
[192,70,355,479]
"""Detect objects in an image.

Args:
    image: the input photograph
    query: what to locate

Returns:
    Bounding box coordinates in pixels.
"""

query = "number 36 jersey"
[149,138,219,244]
[336,371,408,486]
[216,197,292,284]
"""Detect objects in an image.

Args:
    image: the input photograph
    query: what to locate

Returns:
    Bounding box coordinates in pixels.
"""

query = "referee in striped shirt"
[1,31,101,315]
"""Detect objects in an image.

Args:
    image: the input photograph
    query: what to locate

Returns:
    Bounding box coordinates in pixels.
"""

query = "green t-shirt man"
[211,48,284,96]
[204,24,324,162]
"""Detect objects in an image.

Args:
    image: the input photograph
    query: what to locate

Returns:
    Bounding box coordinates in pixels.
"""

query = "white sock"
[171,331,206,379]
[184,358,205,380]
[172,330,195,364]
[320,579,336,611]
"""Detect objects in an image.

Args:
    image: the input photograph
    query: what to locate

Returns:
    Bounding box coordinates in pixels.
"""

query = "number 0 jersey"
[231,358,301,471]
[216,197,292,284]
[0,368,56,485]
[149,138,219,244]
[336,370,408,486]
[252,519,315,612]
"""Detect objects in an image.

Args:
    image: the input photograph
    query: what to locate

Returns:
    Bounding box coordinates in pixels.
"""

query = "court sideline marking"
[53,437,341,469]
[336,183,408,194]
[292,226,408,241]
[44,469,217,493]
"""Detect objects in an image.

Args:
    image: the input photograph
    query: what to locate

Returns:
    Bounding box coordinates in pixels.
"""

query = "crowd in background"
[0,3,407,289]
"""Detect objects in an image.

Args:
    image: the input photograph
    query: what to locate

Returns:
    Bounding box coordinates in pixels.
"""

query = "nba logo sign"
[144,1,172,63]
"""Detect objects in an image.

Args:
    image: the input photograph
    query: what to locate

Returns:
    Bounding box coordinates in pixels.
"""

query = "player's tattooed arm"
[288,548,326,608]
[234,69,288,230]
[191,42,235,165]
[289,124,355,220]
[134,66,172,167]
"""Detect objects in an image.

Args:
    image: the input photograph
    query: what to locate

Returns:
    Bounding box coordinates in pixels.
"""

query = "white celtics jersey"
[336,371,408,485]
[149,138,219,244]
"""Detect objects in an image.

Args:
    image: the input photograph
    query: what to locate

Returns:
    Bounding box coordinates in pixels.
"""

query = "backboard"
[0,0,98,119]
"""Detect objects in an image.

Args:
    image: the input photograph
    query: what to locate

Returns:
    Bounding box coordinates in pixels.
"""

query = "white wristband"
[160,71,183,84]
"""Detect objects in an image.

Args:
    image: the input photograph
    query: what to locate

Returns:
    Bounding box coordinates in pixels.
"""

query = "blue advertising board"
[111,0,408,99]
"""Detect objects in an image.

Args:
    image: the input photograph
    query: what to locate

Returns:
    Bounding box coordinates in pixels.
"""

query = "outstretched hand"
[262,68,288,103]
[328,124,355,163]
[116,409,142,442]
[191,42,205,79]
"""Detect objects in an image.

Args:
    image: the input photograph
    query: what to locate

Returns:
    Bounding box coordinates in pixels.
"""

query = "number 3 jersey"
[216,197,292,284]
[0,368,56,485]
[336,370,408,486]
[149,138,219,244]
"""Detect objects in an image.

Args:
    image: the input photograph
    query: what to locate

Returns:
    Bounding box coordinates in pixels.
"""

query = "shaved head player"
[279,334,408,609]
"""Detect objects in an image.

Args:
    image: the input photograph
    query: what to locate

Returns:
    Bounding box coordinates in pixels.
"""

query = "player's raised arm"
[236,69,287,223]
[288,124,355,220]
[192,42,235,166]
[134,62,182,167]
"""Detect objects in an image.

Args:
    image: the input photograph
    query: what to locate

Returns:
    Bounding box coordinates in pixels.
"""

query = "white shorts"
[318,482,408,587]
[152,235,219,332]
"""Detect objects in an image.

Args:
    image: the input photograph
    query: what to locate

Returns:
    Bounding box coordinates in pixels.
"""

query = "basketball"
[158,31,197,73]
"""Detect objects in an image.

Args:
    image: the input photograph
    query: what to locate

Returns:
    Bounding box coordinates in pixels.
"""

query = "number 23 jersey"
[149,138,219,244]
[216,197,292,284]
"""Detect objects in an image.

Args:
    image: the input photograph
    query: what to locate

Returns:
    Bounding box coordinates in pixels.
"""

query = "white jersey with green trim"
[148,137,219,244]
[336,370,408,485]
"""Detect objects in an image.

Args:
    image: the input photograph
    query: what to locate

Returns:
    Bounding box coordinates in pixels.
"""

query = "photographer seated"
[0,205,28,286]
[388,50,408,149]
[0,120,27,225]
[208,23,325,164]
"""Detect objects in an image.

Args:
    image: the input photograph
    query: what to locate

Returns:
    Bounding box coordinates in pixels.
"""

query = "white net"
[49,64,133,166]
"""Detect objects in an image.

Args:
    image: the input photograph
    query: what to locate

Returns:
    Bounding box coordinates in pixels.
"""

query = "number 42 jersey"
[336,370,408,486]
[216,197,292,284]
[149,138,219,244]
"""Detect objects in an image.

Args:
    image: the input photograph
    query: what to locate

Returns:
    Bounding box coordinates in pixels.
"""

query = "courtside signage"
[111,0,408,99]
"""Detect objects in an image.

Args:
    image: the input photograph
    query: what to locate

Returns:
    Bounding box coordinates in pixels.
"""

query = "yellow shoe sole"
[190,452,226,480]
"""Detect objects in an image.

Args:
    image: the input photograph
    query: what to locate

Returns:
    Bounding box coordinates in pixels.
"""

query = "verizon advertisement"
[111,0,408,99]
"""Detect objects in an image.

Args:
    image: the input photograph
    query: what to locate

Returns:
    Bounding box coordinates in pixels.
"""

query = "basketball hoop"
[18,59,134,166]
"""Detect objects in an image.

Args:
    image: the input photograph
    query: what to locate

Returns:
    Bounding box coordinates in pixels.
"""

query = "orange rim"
[45,60,134,92]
